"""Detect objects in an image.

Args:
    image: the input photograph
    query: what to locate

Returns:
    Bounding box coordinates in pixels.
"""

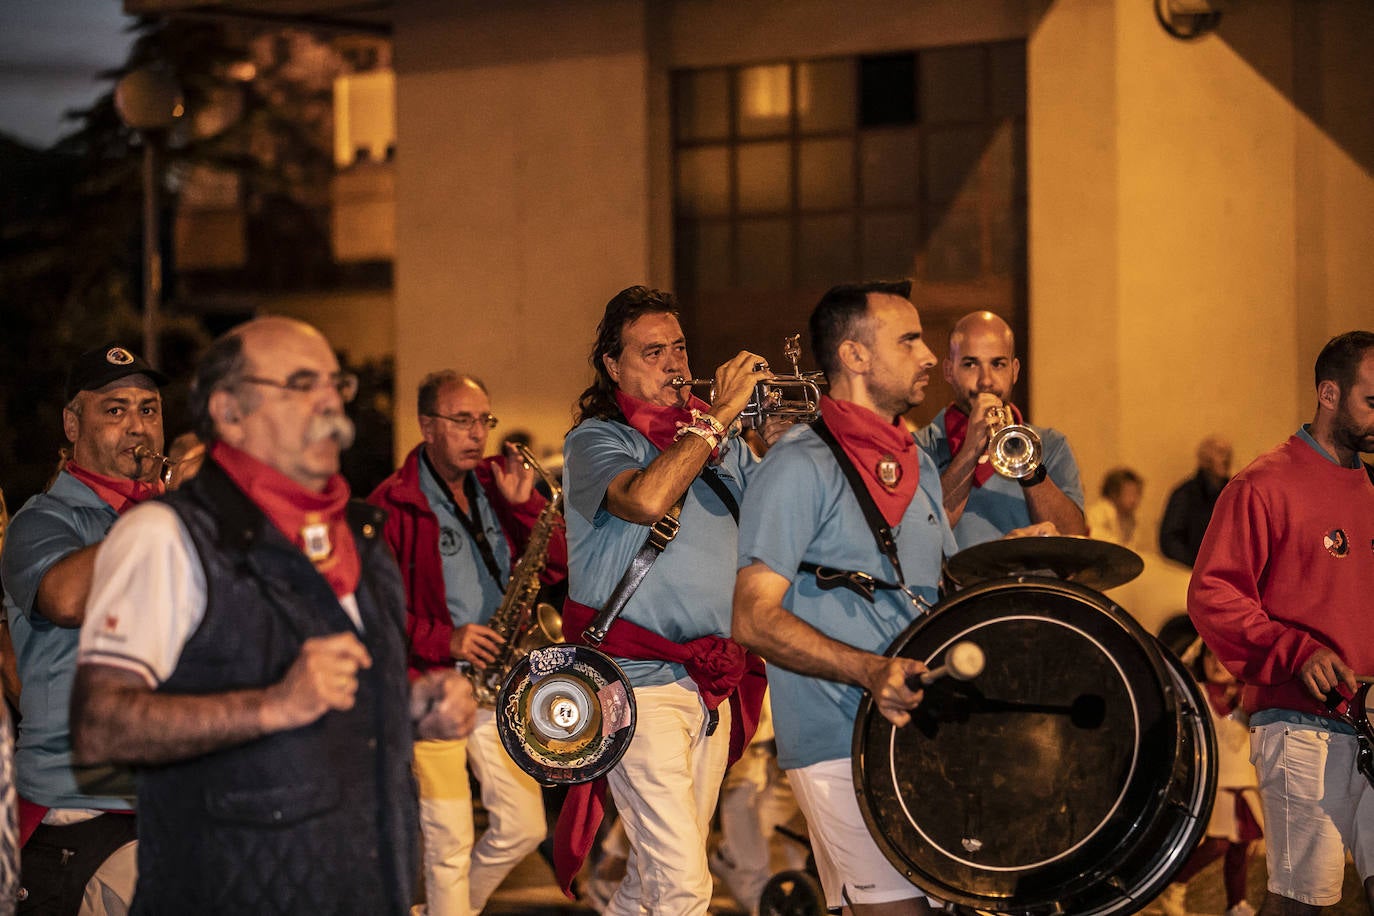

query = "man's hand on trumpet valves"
[964,391,1004,455]
[709,350,774,425]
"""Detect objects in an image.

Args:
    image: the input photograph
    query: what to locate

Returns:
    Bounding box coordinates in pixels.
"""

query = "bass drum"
[853,577,1216,915]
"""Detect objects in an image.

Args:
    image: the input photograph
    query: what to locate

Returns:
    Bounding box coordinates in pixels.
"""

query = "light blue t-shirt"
[417,454,511,628]
[563,418,753,687]
[738,424,956,770]
[914,406,1085,549]
[1,472,134,809]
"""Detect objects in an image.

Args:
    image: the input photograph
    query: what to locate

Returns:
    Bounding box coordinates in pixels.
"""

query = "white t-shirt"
[79,502,362,687]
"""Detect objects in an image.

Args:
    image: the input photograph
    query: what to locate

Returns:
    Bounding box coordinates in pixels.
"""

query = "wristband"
[676,424,721,450]
[1018,465,1048,488]
[692,410,726,438]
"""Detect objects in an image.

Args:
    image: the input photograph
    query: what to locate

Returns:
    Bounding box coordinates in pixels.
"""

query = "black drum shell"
[853,576,1216,915]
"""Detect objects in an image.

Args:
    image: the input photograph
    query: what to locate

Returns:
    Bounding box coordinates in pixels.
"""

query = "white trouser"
[604,678,732,916]
[413,708,546,916]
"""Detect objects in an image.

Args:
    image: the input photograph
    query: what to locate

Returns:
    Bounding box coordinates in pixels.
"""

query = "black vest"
[132,460,418,916]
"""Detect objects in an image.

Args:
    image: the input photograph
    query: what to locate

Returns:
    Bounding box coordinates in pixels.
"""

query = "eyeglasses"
[425,411,499,431]
[240,371,359,404]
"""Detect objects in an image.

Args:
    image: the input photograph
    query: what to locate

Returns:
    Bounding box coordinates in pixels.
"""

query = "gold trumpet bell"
[988,424,1043,479]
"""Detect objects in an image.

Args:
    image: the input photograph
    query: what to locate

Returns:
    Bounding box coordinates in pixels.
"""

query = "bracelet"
[676,425,721,450]
[1018,465,1048,488]
[690,409,726,438]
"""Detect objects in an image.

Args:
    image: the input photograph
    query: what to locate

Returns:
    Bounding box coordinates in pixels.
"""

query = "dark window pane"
[799,138,853,211]
[925,126,989,205]
[861,212,917,279]
[923,208,982,282]
[798,59,855,132]
[678,220,733,292]
[737,218,793,289]
[989,42,1026,118]
[920,46,986,123]
[990,208,1025,277]
[737,141,791,214]
[859,53,916,127]
[982,121,1017,202]
[676,146,730,217]
[674,69,729,141]
[799,215,857,288]
[859,128,918,207]
[738,64,792,138]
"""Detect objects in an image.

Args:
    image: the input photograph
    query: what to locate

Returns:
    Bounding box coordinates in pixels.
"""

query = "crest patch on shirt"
[301,521,332,562]
[875,454,903,489]
[1323,528,1349,558]
[439,527,461,556]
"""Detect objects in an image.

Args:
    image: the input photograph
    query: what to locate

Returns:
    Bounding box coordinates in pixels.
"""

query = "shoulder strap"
[581,490,688,645]
[698,467,740,524]
[810,417,905,586]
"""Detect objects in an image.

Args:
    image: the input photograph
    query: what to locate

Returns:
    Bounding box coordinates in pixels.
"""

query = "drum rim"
[851,575,1210,911]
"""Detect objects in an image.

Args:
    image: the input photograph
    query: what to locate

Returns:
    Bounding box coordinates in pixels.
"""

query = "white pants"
[413,708,546,916]
[604,678,732,916]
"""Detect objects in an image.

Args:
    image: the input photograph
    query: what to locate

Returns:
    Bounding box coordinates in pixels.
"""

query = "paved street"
[482,845,1372,915]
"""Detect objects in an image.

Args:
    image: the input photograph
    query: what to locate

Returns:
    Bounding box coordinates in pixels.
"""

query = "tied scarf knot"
[680,634,749,709]
[65,461,164,514]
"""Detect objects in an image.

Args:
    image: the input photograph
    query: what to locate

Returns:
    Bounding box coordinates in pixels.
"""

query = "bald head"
[944,311,1020,412]
[1196,435,1232,483]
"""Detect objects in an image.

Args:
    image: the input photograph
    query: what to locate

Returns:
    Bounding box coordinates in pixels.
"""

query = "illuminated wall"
[389,0,1373,520]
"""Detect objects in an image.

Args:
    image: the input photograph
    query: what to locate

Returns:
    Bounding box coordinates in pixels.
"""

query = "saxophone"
[468,443,565,707]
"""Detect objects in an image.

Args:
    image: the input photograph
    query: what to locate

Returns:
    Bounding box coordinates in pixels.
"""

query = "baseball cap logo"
[106,347,135,366]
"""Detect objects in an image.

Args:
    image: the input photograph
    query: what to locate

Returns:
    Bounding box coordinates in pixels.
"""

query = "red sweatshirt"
[367,444,568,677]
[1189,433,1374,717]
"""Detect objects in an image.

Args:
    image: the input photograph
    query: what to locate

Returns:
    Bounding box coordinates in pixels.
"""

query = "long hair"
[572,286,680,427]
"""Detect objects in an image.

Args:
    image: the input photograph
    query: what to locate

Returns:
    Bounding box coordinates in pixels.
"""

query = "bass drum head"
[853,577,1215,915]
[497,645,637,786]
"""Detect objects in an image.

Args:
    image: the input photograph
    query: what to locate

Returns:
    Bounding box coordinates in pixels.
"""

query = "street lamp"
[114,67,184,369]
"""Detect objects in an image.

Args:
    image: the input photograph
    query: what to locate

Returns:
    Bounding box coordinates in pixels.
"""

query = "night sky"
[0,0,135,148]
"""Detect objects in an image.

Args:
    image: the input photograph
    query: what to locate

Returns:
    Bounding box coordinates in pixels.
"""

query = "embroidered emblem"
[302,521,332,562]
[1324,528,1349,558]
[875,454,902,489]
[439,527,461,556]
[105,347,135,366]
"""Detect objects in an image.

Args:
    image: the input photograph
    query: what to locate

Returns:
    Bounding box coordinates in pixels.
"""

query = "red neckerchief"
[943,401,1025,488]
[65,461,164,514]
[819,395,920,528]
[614,389,717,457]
[551,597,767,898]
[210,441,360,599]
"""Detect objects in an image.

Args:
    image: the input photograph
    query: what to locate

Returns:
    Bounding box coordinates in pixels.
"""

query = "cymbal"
[944,536,1145,592]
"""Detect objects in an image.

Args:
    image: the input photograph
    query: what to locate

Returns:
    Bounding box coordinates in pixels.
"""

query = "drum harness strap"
[804,418,925,609]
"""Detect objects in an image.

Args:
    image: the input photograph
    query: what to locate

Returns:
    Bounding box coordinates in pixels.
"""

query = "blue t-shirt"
[417,456,511,628]
[737,424,956,770]
[914,406,1084,549]
[1,472,134,809]
[563,418,753,687]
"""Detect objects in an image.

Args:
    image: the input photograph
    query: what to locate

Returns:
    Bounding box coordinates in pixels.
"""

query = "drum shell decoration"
[496,644,637,786]
[853,577,1217,915]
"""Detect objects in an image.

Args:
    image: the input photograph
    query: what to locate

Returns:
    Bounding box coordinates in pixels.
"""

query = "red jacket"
[367,444,568,677]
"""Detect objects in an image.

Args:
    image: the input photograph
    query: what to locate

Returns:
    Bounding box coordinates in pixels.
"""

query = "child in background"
[1157,640,1262,916]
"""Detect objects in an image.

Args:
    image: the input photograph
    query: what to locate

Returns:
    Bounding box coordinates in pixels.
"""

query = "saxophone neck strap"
[422,449,505,587]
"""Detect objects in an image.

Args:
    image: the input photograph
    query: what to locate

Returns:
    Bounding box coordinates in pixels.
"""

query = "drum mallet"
[918,641,985,685]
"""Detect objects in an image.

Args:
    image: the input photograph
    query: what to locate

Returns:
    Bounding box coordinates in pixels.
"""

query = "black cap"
[65,343,170,402]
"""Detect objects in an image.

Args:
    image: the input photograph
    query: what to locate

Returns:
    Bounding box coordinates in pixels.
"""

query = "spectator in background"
[1086,467,1144,550]
[1159,435,1232,567]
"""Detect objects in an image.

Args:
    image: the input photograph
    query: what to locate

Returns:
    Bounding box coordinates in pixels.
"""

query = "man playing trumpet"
[554,286,769,915]
[914,310,1086,548]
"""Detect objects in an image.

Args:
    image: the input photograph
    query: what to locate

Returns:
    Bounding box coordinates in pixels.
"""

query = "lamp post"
[114,67,183,369]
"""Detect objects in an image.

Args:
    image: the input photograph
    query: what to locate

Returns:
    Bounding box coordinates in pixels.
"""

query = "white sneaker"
[1224,903,1255,916]
[1156,883,1189,916]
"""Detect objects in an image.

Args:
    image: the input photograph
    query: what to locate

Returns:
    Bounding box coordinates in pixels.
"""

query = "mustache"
[306,413,356,450]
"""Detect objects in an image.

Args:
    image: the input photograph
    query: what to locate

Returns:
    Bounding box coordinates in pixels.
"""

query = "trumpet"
[984,405,1043,480]
[132,445,178,485]
[670,334,826,429]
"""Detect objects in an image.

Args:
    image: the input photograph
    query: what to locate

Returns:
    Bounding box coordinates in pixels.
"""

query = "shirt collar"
[1296,424,1348,467]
